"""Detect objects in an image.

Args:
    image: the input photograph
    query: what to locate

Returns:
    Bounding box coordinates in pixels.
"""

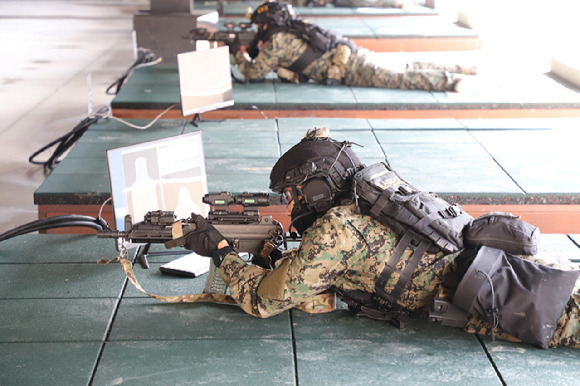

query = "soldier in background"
[232,2,476,92]
[185,127,580,349]
[291,0,414,8]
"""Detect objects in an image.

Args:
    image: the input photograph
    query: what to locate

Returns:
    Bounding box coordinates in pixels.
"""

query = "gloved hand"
[184,215,225,257]
[228,39,241,55]
[247,44,260,60]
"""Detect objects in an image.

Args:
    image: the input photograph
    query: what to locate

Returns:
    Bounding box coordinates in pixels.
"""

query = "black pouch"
[465,212,539,255]
[453,246,580,349]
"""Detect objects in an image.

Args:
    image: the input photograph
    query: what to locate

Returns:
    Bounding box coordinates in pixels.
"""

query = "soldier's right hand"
[183,215,226,257]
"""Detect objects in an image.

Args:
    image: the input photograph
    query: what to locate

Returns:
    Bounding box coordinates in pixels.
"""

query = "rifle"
[189,22,258,55]
[97,192,285,294]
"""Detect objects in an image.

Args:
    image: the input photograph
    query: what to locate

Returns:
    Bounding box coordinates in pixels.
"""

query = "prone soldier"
[230,1,477,91]
[184,127,580,349]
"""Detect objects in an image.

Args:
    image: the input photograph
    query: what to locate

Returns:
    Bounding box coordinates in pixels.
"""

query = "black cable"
[0,215,110,243]
[106,48,158,95]
[28,106,109,174]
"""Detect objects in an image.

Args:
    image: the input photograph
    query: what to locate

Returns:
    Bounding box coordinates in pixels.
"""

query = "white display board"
[177,45,233,116]
[106,131,208,231]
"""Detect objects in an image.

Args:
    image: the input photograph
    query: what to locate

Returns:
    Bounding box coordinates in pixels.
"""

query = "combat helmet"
[270,127,364,233]
[251,1,296,26]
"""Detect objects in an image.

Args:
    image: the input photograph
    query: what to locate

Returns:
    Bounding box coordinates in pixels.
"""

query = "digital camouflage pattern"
[220,204,461,317]
[219,204,580,348]
[289,0,410,9]
[234,31,461,91]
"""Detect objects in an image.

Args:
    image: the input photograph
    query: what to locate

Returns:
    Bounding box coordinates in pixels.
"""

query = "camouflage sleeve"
[219,213,355,318]
[235,39,279,81]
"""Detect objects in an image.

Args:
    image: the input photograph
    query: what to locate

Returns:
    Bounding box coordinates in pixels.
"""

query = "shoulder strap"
[375,229,432,304]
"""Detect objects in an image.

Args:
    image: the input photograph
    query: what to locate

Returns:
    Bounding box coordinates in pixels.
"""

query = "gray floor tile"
[351,87,439,104]
[540,234,580,263]
[0,263,125,299]
[485,343,580,385]
[208,174,272,193]
[293,312,500,385]
[232,81,277,105]
[277,117,372,131]
[0,342,99,386]
[34,173,111,196]
[203,142,280,158]
[0,298,116,343]
[122,261,208,298]
[275,82,358,106]
[375,129,475,143]
[49,156,107,175]
[369,118,464,130]
[381,142,523,194]
[570,235,580,246]
[93,339,295,385]
[205,157,277,175]
[460,117,580,130]
[110,298,291,341]
[470,129,580,194]
[0,234,118,264]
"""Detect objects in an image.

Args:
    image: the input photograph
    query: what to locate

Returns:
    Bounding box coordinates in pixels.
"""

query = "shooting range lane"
[110,62,580,120]
[2,234,580,384]
[34,117,580,234]
[194,0,439,18]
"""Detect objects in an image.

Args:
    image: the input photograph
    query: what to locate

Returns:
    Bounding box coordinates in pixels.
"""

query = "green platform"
[1,234,580,385]
[110,64,580,113]
[195,0,439,17]
[215,14,477,39]
[34,117,580,207]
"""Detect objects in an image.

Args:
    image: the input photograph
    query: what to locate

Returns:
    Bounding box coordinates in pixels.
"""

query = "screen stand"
[190,113,202,127]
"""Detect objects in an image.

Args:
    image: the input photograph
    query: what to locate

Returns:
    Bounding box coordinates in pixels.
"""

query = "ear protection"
[302,178,333,213]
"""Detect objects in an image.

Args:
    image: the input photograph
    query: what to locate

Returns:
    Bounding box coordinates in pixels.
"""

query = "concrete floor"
[0,0,148,234]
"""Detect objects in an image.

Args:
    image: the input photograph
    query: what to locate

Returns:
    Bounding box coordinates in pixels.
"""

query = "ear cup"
[302,178,333,212]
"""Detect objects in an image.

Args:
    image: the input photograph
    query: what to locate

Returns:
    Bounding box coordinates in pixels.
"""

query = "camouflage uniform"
[291,0,408,7]
[219,204,580,348]
[235,31,460,91]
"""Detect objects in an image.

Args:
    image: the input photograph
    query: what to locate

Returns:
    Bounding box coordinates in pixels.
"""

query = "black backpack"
[353,162,472,254]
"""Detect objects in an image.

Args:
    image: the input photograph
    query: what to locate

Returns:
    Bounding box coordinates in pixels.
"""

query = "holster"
[453,246,580,349]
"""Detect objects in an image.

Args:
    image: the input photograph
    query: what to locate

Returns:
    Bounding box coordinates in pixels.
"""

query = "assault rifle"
[189,22,258,55]
[97,192,285,293]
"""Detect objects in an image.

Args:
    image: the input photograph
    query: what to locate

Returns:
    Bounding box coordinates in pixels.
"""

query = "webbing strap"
[288,44,324,74]
[120,258,238,305]
[413,204,462,232]
[375,230,432,304]
[118,258,336,314]
[370,188,395,218]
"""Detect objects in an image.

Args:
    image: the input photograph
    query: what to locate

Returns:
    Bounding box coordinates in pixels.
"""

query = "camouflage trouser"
[344,50,460,91]
[462,250,580,348]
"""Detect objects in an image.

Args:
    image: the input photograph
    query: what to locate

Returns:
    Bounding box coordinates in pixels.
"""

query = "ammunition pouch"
[465,212,540,255]
[453,246,580,349]
[326,43,352,84]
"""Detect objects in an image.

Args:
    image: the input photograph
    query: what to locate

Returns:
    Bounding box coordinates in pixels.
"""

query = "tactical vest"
[254,20,357,78]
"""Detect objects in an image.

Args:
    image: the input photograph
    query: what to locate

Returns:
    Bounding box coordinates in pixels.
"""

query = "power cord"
[28,106,110,174]
[106,48,161,95]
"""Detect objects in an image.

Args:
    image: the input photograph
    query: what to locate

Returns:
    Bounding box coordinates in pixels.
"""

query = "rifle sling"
[117,258,336,314]
[120,258,238,305]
